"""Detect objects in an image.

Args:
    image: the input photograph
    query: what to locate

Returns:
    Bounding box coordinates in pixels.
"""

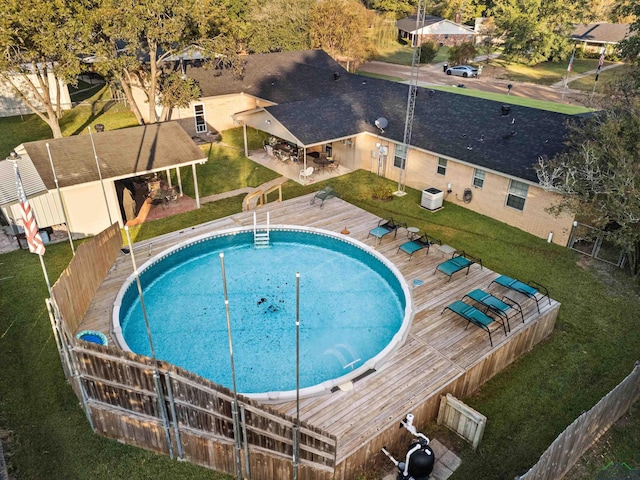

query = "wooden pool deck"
[80,193,559,474]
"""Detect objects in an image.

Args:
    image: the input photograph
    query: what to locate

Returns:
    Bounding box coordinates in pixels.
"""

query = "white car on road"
[446,65,478,78]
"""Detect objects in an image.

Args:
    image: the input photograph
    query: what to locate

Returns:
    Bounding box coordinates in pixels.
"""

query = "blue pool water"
[116,228,408,397]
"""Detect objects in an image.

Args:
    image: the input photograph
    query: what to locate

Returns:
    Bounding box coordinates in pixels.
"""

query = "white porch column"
[243,122,248,157]
[176,167,183,196]
[166,168,172,188]
[192,163,201,208]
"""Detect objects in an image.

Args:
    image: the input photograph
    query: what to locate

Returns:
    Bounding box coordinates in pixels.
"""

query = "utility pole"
[395,0,426,195]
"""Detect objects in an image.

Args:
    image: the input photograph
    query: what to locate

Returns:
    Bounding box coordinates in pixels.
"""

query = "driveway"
[357,59,599,106]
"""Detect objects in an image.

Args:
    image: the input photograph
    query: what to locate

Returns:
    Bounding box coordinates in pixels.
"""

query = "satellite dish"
[374,117,388,131]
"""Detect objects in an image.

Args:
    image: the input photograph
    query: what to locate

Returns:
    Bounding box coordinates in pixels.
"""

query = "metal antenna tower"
[395,0,426,195]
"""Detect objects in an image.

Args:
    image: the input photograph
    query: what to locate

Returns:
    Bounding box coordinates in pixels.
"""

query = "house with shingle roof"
[571,23,631,54]
[0,122,207,236]
[135,49,577,245]
[396,15,476,47]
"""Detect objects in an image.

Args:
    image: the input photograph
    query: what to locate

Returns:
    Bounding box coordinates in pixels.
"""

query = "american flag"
[598,50,605,69]
[14,162,46,255]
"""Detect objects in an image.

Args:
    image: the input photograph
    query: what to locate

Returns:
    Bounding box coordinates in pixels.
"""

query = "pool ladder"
[253,211,270,248]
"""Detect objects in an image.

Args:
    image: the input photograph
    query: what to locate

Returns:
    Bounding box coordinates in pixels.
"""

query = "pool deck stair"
[79,193,560,478]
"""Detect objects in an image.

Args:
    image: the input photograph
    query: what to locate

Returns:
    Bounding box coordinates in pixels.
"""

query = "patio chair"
[489,275,550,313]
[463,288,524,332]
[397,234,441,259]
[368,217,407,243]
[299,166,314,183]
[310,185,340,209]
[442,300,507,347]
[435,251,482,281]
[326,158,340,173]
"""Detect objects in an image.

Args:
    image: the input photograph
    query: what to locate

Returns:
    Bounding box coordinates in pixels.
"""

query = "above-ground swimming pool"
[113,226,413,402]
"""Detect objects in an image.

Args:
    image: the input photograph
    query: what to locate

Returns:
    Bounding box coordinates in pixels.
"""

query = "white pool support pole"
[219,252,243,480]
[45,143,75,256]
[293,272,301,480]
[124,226,174,459]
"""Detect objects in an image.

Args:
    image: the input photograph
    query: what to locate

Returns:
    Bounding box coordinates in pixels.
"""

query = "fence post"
[164,372,183,460]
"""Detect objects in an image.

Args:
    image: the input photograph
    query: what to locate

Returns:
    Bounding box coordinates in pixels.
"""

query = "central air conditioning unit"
[421,187,444,210]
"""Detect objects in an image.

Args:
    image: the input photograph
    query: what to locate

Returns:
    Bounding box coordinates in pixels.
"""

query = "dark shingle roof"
[23,122,206,189]
[189,49,578,184]
[571,23,631,44]
[266,80,571,183]
[189,50,352,103]
[396,15,448,33]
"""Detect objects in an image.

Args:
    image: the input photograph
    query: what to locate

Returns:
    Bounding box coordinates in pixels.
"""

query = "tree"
[246,0,314,53]
[536,69,640,278]
[490,0,587,64]
[477,16,498,61]
[419,41,439,64]
[88,0,238,125]
[310,0,375,70]
[0,0,86,138]
[158,71,201,121]
[448,42,477,64]
[362,0,416,17]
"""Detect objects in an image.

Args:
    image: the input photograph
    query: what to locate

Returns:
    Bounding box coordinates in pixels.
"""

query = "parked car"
[445,65,478,78]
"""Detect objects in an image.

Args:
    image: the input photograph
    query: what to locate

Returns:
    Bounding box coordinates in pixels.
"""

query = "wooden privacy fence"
[517,362,640,480]
[51,223,122,333]
[71,343,336,479]
[437,394,486,450]
[50,225,337,479]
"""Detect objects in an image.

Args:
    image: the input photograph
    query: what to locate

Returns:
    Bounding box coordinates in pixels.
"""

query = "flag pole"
[11,154,51,297]
[45,143,75,256]
[88,126,113,226]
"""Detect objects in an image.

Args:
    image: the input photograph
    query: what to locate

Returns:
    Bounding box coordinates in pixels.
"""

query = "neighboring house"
[0,122,207,237]
[396,15,476,47]
[136,50,577,245]
[570,23,631,54]
[0,67,72,118]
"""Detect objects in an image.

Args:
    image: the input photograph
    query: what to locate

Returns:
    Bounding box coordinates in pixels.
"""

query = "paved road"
[357,59,620,106]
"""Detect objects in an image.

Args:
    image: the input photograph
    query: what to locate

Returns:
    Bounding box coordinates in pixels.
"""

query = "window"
[394,144,407,168]
[437,157,447,175]
[194,103,207,133]
[473,169,485,188]
[325,144,332,157]
[506,180,529,211]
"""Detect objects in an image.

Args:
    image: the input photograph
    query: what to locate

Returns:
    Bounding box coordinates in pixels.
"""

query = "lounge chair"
[397,234,441,259]
[310,185,339,209]
[442,300,507,346]
[463,288,524,332]
[368,217,407,243]
[489,275,550,313]
[435,251,482,281]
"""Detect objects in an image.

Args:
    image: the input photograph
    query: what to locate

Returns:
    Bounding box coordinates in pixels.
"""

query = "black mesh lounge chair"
[463,288,524,332]
[442,300,507,346]
[397,234,441,259]
[310,185,339,209]
[435,251,483,281]
[489,275,550,313]
[368,217,407,243]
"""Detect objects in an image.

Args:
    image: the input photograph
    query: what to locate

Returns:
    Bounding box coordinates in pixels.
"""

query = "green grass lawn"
[568,64,630,91]
[167,128,280,199]
[2,162,639,479]
[429,86,593,114]
[490,57,609,85]
[372,43,449,65]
